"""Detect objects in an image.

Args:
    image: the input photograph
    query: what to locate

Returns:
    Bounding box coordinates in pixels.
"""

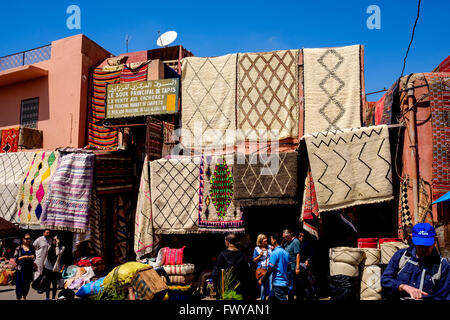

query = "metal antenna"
[125,34,129,53]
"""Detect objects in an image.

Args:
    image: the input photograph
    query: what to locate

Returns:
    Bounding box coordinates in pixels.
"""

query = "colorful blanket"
[40,150,95,233]
[0,152,34,223]
[94,151,134,195]
[181,54,237,148]
[304,125,393,212]
[375,81,398,125]
[423,73,449,200]
[303,45,362,134]
[17,151,60,228]
[300,170,320,238]
[198,154,245,233]
[88,68,120,149]
[233,151,298,206]
[0,128,20,153]
[151,157,200,234]
[120,63,148,83]
[237,50,299,141]
[134,157,154,257]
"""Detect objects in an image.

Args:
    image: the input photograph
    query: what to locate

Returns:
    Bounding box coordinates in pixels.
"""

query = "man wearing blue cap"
[381,223,450,300]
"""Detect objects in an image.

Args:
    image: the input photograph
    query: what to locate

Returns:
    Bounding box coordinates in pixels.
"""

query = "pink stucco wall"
[0,34,111,149]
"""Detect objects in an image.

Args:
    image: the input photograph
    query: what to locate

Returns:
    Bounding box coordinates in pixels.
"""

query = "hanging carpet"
[0,128,20,153]
[150,157,200,234]
[303,45,362,134]
[181,54,237,149]
[40,150,95,233]
[233,151,298,206]
[17,151,60,228]
[198,154,244,233]
[237,50,299,141]
[146,118,163,160]
[300,170,320,238]
[0,152,34,223]
[304,125,393,212]
[120,63,149,83]
[94,151,134,195]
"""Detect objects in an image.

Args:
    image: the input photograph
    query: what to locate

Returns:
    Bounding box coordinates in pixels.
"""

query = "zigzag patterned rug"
[134,157,155,257]
[234,151,298,206]
[198,154,245,233]
[0,152,34,223]
[150,157,200,234]
[181,54,237,148]
[303,45,362,134]
[304,125,393,212]
[237,50,299,141]
[0,128,20,153]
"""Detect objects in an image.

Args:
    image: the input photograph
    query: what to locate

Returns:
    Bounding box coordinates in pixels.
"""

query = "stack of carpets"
[0,128,20,153]
[87,68,121,149]
[160,247,195,285]
[360,248,382,300]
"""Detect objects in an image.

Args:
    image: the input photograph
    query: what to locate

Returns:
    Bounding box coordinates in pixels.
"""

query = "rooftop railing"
[0,44,51,72]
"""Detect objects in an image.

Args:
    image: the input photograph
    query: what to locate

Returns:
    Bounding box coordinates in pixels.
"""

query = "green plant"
[217,267,243,300]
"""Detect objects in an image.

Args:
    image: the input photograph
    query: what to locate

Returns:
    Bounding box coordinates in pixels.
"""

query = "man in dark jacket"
[381,223,450,300]
[212,233,252,299]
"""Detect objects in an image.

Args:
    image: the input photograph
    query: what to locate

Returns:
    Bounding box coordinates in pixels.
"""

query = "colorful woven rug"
[423,73,450,201]
[303,45,362,134]
[40,150,95,233]
[300,170,320,238]
[17,151,60,228]
[146,118,163,160]
[120,63,148,82]
[150,157,200,234]
[113,194,131,265]
[18,127,43,149]
[237,50,299,141]
[0,128,19,153]
[181,54,237,148]
[198,154,245,233]
[94,151,134,195]
[0,152,34,223]
[88,68,120,149]
[304,125,393,212]
[234,151,298,206]
[375,80,398,125]
[134,157,155,257]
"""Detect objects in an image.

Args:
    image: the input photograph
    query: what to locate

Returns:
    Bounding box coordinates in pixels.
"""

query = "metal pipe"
[407,83,420,223]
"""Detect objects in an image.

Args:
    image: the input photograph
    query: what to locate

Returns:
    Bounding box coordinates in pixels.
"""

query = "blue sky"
[1,0,449,100]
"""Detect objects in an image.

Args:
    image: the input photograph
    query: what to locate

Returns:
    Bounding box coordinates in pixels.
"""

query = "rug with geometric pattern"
[0,152,34,223]
[303,45,362,134]
[150,157,200,234]
[304,125,393,212]
[237,50,299,141]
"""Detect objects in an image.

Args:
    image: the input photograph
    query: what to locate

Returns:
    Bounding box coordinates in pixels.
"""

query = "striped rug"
[120,63,148,83]
[88,68,121,149]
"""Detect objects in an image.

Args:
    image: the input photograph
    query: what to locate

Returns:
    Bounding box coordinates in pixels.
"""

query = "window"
[20,97,39,128]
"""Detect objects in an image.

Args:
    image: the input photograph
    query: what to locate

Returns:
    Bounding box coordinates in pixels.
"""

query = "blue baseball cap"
[412,223,436,246]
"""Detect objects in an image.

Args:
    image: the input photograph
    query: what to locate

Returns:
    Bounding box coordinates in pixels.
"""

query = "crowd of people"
[10,229,68,300]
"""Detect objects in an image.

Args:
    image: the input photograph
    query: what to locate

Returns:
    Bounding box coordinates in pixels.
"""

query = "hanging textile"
[87,68,121,149]
[0,128,20,153]
[418,178,433,225]
[94,151,134,195]
[181,54,237,148]
[423,73,450,201]
[303,45,362,134]
[198,154,245,233]
[300,170,320,238]
[113,194,130,265]
[18,127,43,149]
[304,125,393,212]
[134,157,154,257]
[150,157,200,234]
[146,118,163,160]
[237,50,299,141]
[120,62,148,83]
[17,151,60,228]
[374,80,398,125]
[162,122,177,158]
[40,150,95,233]
[0,152,34,223]
[398,175,412,239]
[234,151,298,206]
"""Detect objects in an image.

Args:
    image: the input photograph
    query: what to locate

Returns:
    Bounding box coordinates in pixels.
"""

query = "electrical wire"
[400,0,422,79]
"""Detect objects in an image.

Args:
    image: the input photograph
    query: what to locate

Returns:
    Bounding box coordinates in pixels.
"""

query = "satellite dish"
[156,31,178,47]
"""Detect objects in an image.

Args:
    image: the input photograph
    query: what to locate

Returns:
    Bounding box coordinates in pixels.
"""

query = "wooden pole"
[221,269,225,299]
[407,83,420,223]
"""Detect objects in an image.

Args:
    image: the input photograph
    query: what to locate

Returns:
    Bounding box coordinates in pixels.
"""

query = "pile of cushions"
[0,258,16,286]
[63,265,96,290]
[160,247,196,286]
[360,248,382,300]
[380,241,408,264]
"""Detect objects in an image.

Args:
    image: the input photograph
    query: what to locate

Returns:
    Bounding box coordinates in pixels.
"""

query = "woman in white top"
[252,234,273,300]
[43,235,65,300]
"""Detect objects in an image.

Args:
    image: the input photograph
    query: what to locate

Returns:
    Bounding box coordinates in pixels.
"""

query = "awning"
[432,191,450,205]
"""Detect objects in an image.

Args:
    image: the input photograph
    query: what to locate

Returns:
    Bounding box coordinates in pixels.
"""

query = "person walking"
[253,234,272,300]
[282,229,302,300]
[14,233,35,300]
[42,235,66,300]
[298,230,318,300]
[33,229,52,281]
[258,232,289,301]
